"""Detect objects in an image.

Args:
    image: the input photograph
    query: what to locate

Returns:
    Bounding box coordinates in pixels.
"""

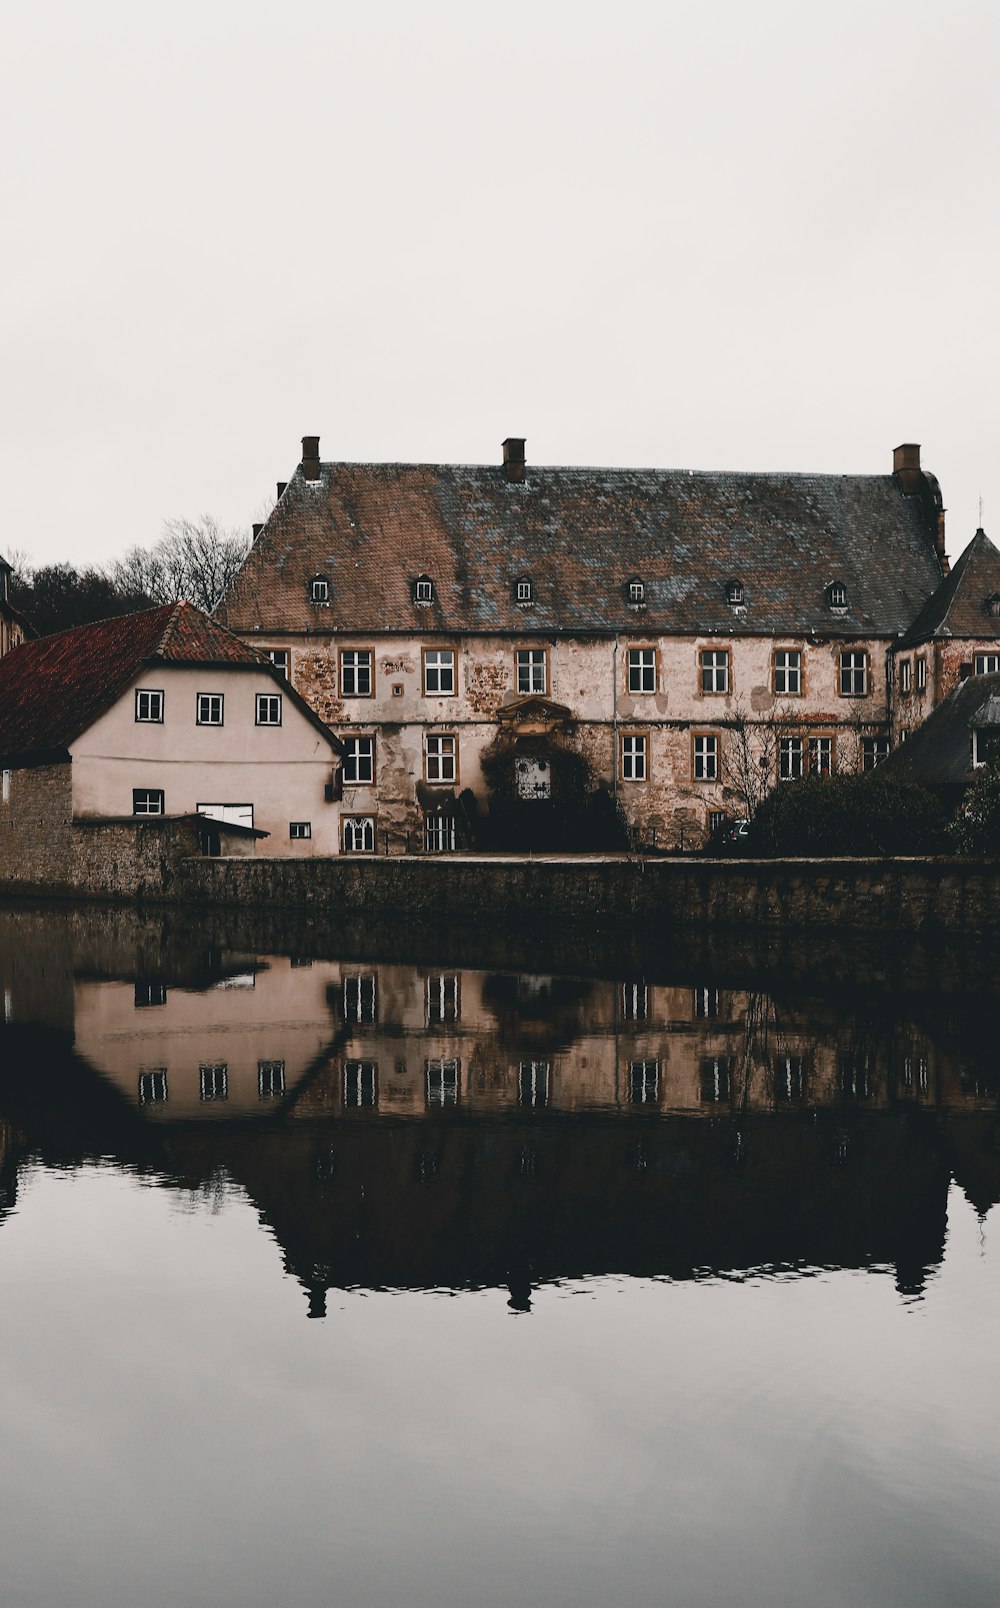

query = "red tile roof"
[0,601,273,761]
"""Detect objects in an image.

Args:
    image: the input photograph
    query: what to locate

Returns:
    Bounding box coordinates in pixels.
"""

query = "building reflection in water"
[0,906,998,1316]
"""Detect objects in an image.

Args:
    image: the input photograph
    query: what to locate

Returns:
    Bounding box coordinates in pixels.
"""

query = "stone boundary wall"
[2,836,1000,936]
[168,854,1000,936]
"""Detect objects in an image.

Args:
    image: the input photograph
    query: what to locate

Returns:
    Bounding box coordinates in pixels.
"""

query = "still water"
[0,903,998,1608]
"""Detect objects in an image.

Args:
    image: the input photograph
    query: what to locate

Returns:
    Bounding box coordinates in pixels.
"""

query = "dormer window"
[986,593,1000,618]
[628,578,645,606]
[726,579,745,607]
[827,580,848,611]
[310,574,330,604]
[516,577,533,604]
[414,576,434,605]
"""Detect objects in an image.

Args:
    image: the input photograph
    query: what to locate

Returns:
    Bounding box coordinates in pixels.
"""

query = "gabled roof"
[897,528,1000,648]
[215,454,946,640]
[881,672,1000,787]
[0,600,342,763]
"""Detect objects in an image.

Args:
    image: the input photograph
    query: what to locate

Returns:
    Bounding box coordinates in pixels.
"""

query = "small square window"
[343,974,377,1022]
[289,821,311,839]
[516,648,546,695]
[828,581,848,610]
[134,979,166,1007]
[256,693,282,725]
[135,689,164,723]
[516,578,533,603]
[415,577,434,604]
[974,653,1000,675]
[310,576,330,603]
[700,650,729,694]
[133,788,165,816]
[628,1060,659,1104]
[265,648,289,679]
[622,982,647,1021]
[426,974,460,1024]
[628,579,645,605]
[341,650,373,697]
[197,693,224,726]
[423,650,455,695]
[862,735,890,771]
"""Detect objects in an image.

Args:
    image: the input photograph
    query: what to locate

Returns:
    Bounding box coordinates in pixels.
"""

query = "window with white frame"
[289,821,311,839]
[258,1059,285,1099]
[899,659,912,694]
[265,648,289,679]
[775,1054,806,1102]
[426,974,460,1024]
[779,736,803,780]
[310,575,330,603]
[627,648,656,693]
[516,577,533,603]
[341,650,373,697]
[199,1064,228,1102]
[917,657,927,691]
[256,693,282,725]
[840,651,868,696]
[425,733,457,783]
[693,734,718,780]
[726,580,745,607]
[700,1057,732,1103]
[426,1057,459,1106]
[621,734,648,781]
[773,649,801,695]
[622,982,648,1021]
[693,986,718,1018]
[423,649,455,695]
[628,1060,659,1104]
[516,648,546,695]
[974,653,1000,675]
[134,979,167,1007]
[828,581,848,610]
[135,689,164,723]
[414,576,434,604]
[342,815,375,852]
[700,649,729,694]
[628,579,645,605]
[862,735,890,770]
[197,693,224,726]
[133,788,165,816]
[138,1069,168,1104]
[343,975,377,1023]
[344,1060,378,1108]
[342,735,375,785]
[424,814,457,852]
[518,1061,550,1107]
[808,735,833,776]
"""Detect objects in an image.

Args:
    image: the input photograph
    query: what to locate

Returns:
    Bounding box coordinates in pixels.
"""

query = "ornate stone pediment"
[496,694,572,734]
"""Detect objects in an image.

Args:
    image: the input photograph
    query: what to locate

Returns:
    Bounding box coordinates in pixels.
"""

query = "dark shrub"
[949,763,1000,855]
[752,775,948,856]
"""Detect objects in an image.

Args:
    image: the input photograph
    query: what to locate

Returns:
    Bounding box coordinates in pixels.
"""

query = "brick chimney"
[301,436,321,482]
[503,437,526,483]
[893,443,922,494]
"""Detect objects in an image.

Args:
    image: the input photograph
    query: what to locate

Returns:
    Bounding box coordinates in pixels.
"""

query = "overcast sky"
[2,0,998,569]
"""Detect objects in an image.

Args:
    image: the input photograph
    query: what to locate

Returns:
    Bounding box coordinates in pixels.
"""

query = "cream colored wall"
[73,957,344,1119]
[70,665,340,854]
[262,631,892,845]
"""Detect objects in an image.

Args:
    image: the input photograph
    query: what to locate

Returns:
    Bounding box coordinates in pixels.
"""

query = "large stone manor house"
[214,435,997,852]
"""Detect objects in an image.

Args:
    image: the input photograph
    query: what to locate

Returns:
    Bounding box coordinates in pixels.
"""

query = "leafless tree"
[721,701,789,819]
[109,516,251,613]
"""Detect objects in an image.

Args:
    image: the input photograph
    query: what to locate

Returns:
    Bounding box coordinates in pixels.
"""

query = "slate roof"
[881,672,1000,787]
[215,458,946,640]
[0,600,341,763]
[897,528,1000,648]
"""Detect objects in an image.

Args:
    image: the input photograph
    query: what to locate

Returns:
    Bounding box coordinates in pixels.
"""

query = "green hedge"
[752,774,948,856]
